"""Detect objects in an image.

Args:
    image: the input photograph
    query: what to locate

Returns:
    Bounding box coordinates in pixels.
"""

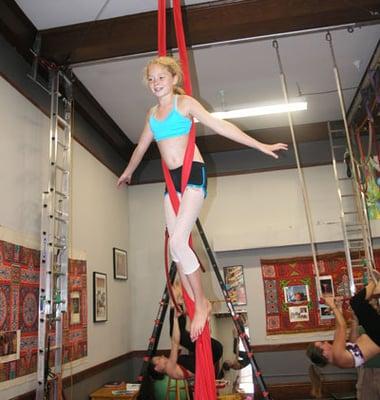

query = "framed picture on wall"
[0,330,20,363]
[289,305,309,323]
[319,275,334,296]
[113,248,128,280]
[319,304,335,320]
[283,284,310,303]
[70,291,81,325]
[223,265,247,306]
[93,272,107,322]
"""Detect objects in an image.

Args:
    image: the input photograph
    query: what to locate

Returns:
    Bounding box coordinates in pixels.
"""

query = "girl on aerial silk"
[117,55,288,341]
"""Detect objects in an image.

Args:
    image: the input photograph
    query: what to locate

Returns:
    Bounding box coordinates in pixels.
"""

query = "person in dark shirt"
[150,308,223,380]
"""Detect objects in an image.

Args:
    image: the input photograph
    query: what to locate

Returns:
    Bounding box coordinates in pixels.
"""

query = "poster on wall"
[113,248,128,280]
[319,304,335,320]
[283,284,309,303]
[0,330,20,363]
[363,155,380,220]
[93,272,107,322]
[223,265,247,306]
[70,291,81,324]
[289,306,309,322]
[319,275,334,296]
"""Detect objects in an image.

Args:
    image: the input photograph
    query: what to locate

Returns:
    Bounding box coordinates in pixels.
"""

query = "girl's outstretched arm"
[117,114,154,187]
[183,95,288,158]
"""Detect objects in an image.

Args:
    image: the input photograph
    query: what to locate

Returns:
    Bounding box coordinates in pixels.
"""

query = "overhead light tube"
[212,101,308,119]
[195,101,307,122]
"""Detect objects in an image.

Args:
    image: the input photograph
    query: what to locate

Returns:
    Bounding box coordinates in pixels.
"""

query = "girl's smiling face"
[147,64,178,98]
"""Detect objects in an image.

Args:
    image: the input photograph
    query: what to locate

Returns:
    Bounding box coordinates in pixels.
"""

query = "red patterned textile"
[63,259,88,363]
[0,240,87,381]
[261,251,380,335]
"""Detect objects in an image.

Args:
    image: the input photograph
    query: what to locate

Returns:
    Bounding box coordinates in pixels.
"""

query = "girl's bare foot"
[190,299,212,341]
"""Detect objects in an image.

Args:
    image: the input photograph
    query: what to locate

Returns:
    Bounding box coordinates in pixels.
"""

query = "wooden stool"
[217,394,245,400]
[90,387,138,399]
[165,377,191,400]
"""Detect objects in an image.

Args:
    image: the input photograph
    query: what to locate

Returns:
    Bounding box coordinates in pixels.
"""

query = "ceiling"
[72,25,380,144]
[4,1,380,166]
[14,0,219,30]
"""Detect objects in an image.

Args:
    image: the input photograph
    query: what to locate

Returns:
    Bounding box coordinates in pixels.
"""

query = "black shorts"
[170,311,223,376]
[165,161,207,198]
[177,338,223,375]
[350,287,380,346]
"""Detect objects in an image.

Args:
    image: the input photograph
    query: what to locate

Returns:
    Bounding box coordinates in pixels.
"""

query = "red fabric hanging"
[172,0,195,193]
[157,1,216,399]
[182,286,217,400]
[158,0,166,56]
[158,0,202,268]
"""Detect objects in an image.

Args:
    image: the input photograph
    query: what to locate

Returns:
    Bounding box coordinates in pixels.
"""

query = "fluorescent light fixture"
[195,101,307,122]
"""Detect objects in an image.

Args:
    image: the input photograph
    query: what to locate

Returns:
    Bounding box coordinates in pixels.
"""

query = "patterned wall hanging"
[261,250,380,335]
[0,240,87,382]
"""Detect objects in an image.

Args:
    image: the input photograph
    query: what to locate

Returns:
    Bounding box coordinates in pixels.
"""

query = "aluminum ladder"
[328,120,375,295]
[33,67,73,400]
[138,219,271,399]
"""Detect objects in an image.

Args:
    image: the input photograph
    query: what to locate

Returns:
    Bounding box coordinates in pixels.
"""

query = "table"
[90,387,139,400]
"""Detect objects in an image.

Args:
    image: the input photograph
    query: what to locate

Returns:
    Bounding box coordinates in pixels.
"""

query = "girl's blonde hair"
[144,56,185,95]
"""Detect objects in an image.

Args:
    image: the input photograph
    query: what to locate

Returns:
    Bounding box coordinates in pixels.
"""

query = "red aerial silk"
[157,1,217,399]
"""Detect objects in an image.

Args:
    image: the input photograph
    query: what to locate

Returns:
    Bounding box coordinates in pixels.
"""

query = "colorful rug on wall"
[0,240,87,381]
[261,250,380,335]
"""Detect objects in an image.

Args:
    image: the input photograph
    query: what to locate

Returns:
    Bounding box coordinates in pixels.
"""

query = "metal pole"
[272,39,322,300]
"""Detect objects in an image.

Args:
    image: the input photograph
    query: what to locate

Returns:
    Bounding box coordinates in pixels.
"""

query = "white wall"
[206,166,342,251]
[0,77,49,237]
[0,76,131,399]
[127,182,168,349]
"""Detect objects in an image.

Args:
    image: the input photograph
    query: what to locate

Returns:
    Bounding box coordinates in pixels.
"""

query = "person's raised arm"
[183,95,288,159]
[169,312,181,364]
[324,296,354,368]
[165,312,186,380]
[348,315,359,343]
[117,114,154,187]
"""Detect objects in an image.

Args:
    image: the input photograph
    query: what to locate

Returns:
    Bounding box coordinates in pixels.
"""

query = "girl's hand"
[117,172,132,187]
[174,307,183,318]
[260,143,288,159]
[323,296,336,310]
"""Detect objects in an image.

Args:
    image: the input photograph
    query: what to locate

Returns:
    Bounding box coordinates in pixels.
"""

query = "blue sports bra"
[149,95,192,142]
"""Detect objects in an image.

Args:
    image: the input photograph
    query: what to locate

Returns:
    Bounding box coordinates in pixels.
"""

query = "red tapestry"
[261,250,380,335]
[0,240,87,381]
